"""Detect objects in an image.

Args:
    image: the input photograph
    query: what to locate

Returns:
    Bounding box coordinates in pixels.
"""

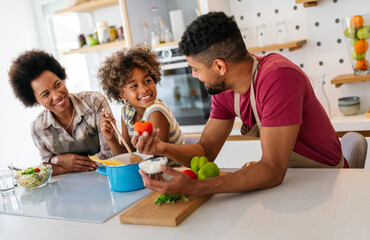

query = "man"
[132,12,348,197]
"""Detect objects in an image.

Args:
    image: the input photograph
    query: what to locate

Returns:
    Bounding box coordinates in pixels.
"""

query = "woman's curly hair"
[8,49,67,107]
[98,46,161,103]
[179,11,249,67]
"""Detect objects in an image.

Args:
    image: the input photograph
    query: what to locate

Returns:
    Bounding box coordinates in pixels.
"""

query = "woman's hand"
[99,110,116,142]
[56,154,98,172]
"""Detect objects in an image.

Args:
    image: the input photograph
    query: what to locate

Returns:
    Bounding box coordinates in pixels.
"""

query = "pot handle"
[96,166,107,176]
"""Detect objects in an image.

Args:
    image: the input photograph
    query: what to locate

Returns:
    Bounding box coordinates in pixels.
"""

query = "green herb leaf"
[154,194,189,206]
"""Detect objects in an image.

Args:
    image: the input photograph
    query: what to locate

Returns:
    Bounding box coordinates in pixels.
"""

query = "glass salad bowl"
[15,164,53,190]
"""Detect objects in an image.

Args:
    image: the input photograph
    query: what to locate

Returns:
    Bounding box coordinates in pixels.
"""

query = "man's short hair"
[179,11,249,67]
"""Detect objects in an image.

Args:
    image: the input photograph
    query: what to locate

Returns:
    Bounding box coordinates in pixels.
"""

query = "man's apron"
[234,56,344,168]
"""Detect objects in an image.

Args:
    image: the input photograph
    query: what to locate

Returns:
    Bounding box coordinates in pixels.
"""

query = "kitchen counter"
[2,169,370,240]
[330,114,370,132]
[181,114,370,135]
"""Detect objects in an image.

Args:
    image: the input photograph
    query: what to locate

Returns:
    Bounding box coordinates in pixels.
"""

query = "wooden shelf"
[63,39,307,57]
[248,40,307,54]
[63,39,306,55]
[63,40,126,55]
[295,0,319,8]
[331,74,370,88]
[151,41,179,49]
[55,0,118,14]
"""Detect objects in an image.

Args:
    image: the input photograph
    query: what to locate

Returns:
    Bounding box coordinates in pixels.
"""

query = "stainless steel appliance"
[154,45,211,125]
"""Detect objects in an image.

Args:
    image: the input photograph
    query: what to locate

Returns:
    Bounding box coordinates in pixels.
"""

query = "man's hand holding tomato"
[134,120,153,136]
[131,120,163,156]
[131,127,167,156]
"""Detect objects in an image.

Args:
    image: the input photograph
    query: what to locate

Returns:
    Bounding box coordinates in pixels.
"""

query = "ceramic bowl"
[138,157,168,174]
[338,96,361,116]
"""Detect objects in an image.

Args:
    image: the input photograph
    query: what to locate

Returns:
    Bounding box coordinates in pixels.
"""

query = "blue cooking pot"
[96,163,144,192]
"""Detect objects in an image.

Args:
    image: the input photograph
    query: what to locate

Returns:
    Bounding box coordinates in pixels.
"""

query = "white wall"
[0,1,42,168]
[226,0,370,117]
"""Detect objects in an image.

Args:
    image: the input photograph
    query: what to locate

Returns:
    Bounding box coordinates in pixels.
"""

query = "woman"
[8,49,113,175]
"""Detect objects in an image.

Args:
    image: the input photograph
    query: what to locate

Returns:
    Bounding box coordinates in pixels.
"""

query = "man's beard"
[207,86,224,95]
[206,75,226,95]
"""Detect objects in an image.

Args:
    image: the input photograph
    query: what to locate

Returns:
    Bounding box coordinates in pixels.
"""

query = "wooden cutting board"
[120,172,230,226]
[120,192,212,226]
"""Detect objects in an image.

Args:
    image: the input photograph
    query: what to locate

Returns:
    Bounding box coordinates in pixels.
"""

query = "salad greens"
[15,164,52,189]
[154,194,189,205]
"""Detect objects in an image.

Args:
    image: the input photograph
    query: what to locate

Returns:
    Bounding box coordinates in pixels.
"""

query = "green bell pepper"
[190,156,220,179]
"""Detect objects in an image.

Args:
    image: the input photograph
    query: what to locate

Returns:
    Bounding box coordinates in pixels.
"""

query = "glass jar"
[342,13,370,75]
[151,7,161,36]
[109,26,118,42]
[96,21,110,44]
[78,34,86,48]
[142,23,150,46]
[86,34,98,46]
[117,26,124,40]
[164,27,173,43]
[151,31,160,46]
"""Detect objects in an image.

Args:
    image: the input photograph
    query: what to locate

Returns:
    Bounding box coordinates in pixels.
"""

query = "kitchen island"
[2,169,370,240]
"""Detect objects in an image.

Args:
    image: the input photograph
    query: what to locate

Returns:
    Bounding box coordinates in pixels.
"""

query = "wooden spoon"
[108,120,142,164]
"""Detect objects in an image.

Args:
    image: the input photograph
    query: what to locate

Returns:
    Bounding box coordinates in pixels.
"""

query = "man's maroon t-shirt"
[210,54,346,167]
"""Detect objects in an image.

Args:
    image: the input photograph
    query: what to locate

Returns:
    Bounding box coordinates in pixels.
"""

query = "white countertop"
[330,114,370,132]
[181,114,370,134]
[2,169,370,240]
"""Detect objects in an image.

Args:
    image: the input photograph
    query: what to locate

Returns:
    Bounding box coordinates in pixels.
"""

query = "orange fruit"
[350,15,364,30]
[354,40,369,54]
[356,59,369,70]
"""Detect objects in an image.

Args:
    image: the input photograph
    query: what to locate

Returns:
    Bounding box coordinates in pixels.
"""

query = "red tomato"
[134,121,153,136]
[34,168,40,172]
[182,169,197,179]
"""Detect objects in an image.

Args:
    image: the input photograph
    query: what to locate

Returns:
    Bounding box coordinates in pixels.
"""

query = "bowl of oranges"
[343,14,370,75]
